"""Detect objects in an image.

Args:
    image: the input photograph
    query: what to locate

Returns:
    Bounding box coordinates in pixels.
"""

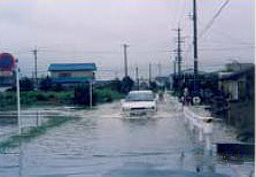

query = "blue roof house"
[48,63,97,84]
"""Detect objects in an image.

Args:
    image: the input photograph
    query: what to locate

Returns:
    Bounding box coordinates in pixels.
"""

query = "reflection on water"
[0,100,254,177]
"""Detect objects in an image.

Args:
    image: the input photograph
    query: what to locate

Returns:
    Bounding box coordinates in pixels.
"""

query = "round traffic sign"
[0,53,15,71]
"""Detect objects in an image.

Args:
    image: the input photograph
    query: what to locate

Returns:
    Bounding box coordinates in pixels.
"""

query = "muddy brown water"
[0,98,253,177]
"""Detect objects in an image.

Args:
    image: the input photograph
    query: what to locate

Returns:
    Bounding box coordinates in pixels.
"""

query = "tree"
[39,76,52,91]
[74,83,97,106]
[51,83,64,92]
[109,78,122,92]
[149,81,157,93]
[20,77,34,91]
[120,76,134,94]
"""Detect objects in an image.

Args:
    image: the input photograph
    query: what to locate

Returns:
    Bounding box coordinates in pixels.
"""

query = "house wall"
[219,76,247,101]
[51,71,95,78]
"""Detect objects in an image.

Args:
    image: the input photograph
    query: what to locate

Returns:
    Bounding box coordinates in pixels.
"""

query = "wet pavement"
[0,96,254,177]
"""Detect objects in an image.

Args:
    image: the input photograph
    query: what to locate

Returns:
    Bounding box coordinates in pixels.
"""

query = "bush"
[40,76,52,91]
[74,83,97,106]
[20,77,34,91]
[36,93,48,101]
[120,76,134,94]
[95,88,124,103]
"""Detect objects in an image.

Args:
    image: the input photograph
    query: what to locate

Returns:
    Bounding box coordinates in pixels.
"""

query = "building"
[48,63,97,86]
[155,76,170,89]
[218,63,254,101]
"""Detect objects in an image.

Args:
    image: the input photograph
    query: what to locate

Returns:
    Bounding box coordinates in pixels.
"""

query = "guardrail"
[183,106,213,153]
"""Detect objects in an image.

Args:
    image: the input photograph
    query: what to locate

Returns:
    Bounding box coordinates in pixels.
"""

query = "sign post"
[90,81,93,109]
[16,59,21,134]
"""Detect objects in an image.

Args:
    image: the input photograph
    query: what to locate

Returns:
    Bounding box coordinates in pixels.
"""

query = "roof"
[48,63,96,71]
[181,68,205,75]
[219,67,254,81]
[226,62,254,72]
[129,90,153,94]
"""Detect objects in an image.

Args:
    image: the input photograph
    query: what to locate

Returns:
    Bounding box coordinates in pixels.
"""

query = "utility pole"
[33,48,38,90]
[135,66,139,90]
[123,44,129,77]
[173,58,177,77]
[193,0,199,93]
[16,59,21,134]
[90,81,93,109]
[158,62,162,76]
[177,27,182,77]
[149,63,152,82]
[173,27,183,78]
[173,57,177,91]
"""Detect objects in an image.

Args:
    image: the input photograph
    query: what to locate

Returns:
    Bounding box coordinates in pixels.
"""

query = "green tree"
[110,78,122,92]
[74,83,97,106]
[20,77,34,91]
[120,76,134,94]
[39,76,52,91]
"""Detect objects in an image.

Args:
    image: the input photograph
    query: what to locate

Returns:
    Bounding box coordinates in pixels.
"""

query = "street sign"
[0,53,15,71]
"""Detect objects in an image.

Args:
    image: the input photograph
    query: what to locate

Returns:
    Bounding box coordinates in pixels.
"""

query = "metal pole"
[36,110,41,126]
[193,0,199,93]
[136,66,139,90]
[173,59,177,77]
[177,28,182,77]
[158,63,162,76]
[204,121,213,155]
[33,49,38,90]
[199,128,203,142]
[123,44,129,77]
[90,81,93,109]
[149,63,152,82]
[16,59,21,134]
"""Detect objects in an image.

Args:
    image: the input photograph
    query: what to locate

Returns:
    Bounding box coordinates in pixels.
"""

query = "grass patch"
[0,91,74,110]
[0,116,73,153]
[95,88,124,103]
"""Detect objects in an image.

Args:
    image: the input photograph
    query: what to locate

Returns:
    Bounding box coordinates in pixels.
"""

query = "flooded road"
[0,97,253,177]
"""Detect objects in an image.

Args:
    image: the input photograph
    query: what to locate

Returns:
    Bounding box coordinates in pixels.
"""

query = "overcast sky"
[0,0,254,79]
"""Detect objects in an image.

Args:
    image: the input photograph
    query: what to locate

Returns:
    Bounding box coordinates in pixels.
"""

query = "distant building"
[48,63,97,85]
[218,63,254,101]
[225,62,254,72]
[155,76,170,88]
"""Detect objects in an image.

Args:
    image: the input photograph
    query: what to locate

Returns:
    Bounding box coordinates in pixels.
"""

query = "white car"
[121,90,157,116]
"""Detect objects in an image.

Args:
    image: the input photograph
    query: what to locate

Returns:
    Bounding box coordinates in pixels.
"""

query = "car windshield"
[125,92,155,101]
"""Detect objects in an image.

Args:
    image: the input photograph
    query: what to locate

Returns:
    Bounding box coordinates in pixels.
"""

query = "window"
[59,72,71,78]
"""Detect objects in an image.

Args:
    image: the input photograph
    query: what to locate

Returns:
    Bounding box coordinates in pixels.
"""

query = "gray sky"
[0,0,254,79]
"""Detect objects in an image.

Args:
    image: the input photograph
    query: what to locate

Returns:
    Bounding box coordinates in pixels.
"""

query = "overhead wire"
[199,0,230,39]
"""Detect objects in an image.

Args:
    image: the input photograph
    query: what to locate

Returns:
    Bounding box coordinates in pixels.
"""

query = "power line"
[199,0,230,39]
[178,0,187,26]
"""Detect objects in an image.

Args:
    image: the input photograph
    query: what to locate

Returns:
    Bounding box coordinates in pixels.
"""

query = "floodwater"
[0,96,254,177]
